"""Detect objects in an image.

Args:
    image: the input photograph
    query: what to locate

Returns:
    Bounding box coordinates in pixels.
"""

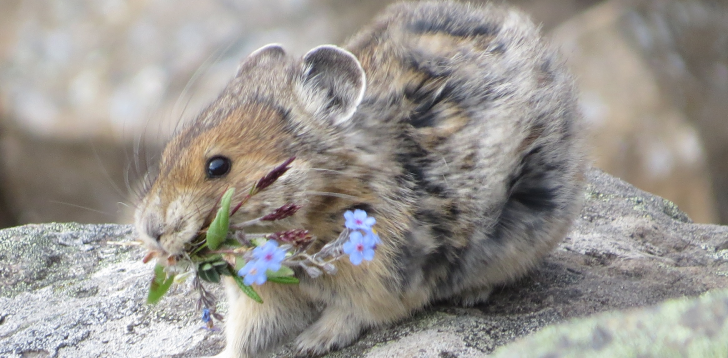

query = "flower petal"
[238,261,255,276]
[349,230,363,243]
[251,247,264,260]
[272,249,286,263]
[243,274,255,286]
[363,231,379,246]
[342,241,356,255]
[364,217,376,227]
[255,273,267,285]
[349,251,363,265]
[362,248,375,261]
[268,262,281,272]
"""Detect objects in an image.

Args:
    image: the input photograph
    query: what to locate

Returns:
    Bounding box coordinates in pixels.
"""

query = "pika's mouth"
[142,229,208,266]
[142,248,178,265]
[170,194,231,257]
[140,220,210,264]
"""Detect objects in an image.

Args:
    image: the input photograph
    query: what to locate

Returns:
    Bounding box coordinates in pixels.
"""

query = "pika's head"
[135,44,366,256]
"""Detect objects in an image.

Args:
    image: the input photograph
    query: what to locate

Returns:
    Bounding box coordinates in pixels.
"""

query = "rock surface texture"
[492,288,728,357]
[2,168,728,357]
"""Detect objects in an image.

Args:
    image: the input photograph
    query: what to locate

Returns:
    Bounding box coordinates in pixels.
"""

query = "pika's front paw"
[294,328,351,358]
[293,307,364,357]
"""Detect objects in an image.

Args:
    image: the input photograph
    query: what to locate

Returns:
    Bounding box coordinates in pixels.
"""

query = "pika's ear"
[296,45,366,125]
[236,44,287,77]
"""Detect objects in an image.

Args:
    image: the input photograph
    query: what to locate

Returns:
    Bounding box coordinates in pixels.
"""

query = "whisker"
[47,200,115,217]
[89,140,128,201]
[124,161,138,200]
[133,124,145,192]
[306,167,349,175]
[174,38,238,134]
[302,191,359,201]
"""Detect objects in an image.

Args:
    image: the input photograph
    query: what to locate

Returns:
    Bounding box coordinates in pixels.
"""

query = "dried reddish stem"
[254,157,295,193]
[261,203,301,221]
[228,157,295,218]
[229,157,295,218]
[230,194,251,217]
[269,229,312,246]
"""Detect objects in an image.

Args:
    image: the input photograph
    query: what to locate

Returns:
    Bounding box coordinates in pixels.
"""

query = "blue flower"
[342,230,377,265]
[201,308,211,323]
[238,260,268,285]
[251,240,286,272]
[201,307,218,330]
[237,240,287,285]
[344,209,376,231]
[367,229,381,246]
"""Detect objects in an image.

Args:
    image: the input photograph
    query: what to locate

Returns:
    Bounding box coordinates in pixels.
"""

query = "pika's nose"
[143,215,164,242]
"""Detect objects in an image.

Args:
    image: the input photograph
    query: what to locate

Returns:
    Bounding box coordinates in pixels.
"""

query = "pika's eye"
[206,156,231,178]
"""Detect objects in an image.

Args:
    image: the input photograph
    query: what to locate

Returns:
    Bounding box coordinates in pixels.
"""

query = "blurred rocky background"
[0,0,726,228]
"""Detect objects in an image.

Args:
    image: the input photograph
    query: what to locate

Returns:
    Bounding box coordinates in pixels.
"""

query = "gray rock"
[2,168,728,357]
[0,223,220,357]
[491,288,728,358]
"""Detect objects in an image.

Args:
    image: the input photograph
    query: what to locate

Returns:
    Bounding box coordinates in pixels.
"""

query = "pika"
[135,1,585,357]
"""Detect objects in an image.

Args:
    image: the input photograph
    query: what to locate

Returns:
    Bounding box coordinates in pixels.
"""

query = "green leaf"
[147,264,175,304]
[267,276,300,284]
[206,188,235,250]
[234,257,246,272]
[198,266,221,283]
[229,267,263,303]
[198,259,230,283]
[266,266,295,278]
[212,260,229,274]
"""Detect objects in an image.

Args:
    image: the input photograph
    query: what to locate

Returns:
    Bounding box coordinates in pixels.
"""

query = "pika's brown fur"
[134,2,585,357]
